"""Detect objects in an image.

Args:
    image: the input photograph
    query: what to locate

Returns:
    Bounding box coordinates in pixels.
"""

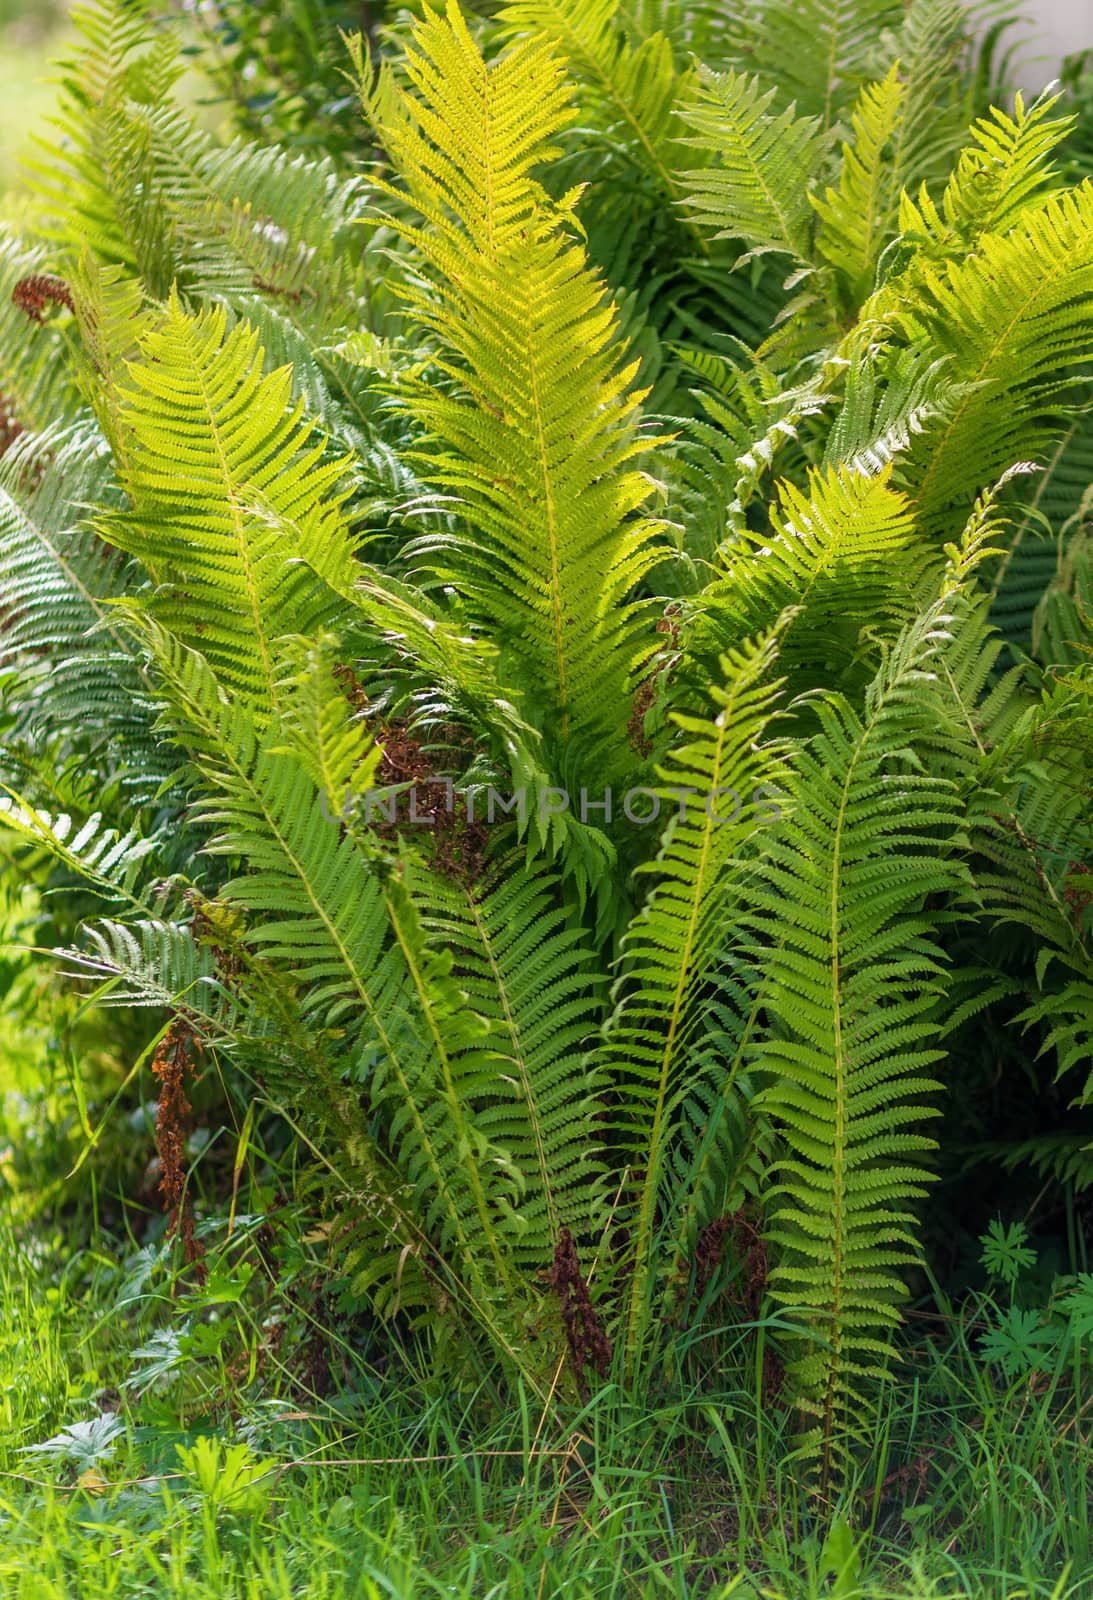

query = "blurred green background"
[0,0,68,194]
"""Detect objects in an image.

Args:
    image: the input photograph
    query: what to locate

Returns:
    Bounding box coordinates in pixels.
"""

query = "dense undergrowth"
[2,0,1093,1593]
[1,1155,1091,1597]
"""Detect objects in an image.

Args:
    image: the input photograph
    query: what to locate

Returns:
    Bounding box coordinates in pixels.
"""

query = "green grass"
[0,1199,1089,1599]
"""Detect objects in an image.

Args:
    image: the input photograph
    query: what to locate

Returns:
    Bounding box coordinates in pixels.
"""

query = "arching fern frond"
[899,90,1074,252]
[890,183,1093,537]
[690,465,921,693]
[58,916,240,1031]
[97,297,358,715]
[417,862,607,1268]
[753,561,979,1489]
[0,797,158,911]
[0,423,154,771]
[822,344,962,480]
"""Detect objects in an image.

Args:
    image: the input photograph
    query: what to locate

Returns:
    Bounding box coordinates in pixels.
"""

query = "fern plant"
[2,0,1092,1491]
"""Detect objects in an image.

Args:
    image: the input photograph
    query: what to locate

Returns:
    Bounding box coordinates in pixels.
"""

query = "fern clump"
[1,0,1092,1491]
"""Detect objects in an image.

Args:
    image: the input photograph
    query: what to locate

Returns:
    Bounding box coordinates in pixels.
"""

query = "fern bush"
[1,0,1091,1490]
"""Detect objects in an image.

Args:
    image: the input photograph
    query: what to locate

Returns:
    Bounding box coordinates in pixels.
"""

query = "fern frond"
[56,898,469,1329]
[497,0,690,206]
[967,664,1093,1102]
[667,343,827,541]
[869,0,978,193]
[0,423,153,764]
[358,3,664,772]
[664,979,773,1285]
[116,98,383,419]
[900,91,1074,250]
[58,916,240,1028]
[614,0,735,59]
[0,796,158,910]
[27,0,183,291]
[732,0,905,133]
[813,65,906,307]
[151,629,571,1377]
[892,183,1093,537]
[606,626,788,1374]
[897,472,1022,774]
[679,68,827,264]
[133,102,368,308]
[823,345,963,479]
[989,412,1093,651]
[983,1131,1093,1192]
[147,631,399,1036]
[1021,978,1093,1102]
[691,465,920,688]
[417,862,607,1266]
[97,297,358,714]
[1033,525,1093,669]
[754,572,975,1487]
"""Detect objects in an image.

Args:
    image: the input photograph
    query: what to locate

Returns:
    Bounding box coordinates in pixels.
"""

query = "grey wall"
[1006,0,1093,92]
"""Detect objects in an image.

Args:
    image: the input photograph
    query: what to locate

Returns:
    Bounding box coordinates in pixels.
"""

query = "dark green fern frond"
[690,465,921,693]
[663,343,826,553]
[147,632,397,1042]
[663,967,773,1292]
[865,0,978,193]
[679,68,827,265]
[417,862,607,1267]
[614,0,737,61]
[982,1131,1093,1192]
[900,470,1031,774]
[754,567,978,1488]
[720,0,906,134]
[989,412,1093,653]
[605,625,788,1375]
[1034,526,1093,669]
[968,663,1093,1103]
[0,423,155,774]
[497,0,692,209]
[122,100,375,344]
